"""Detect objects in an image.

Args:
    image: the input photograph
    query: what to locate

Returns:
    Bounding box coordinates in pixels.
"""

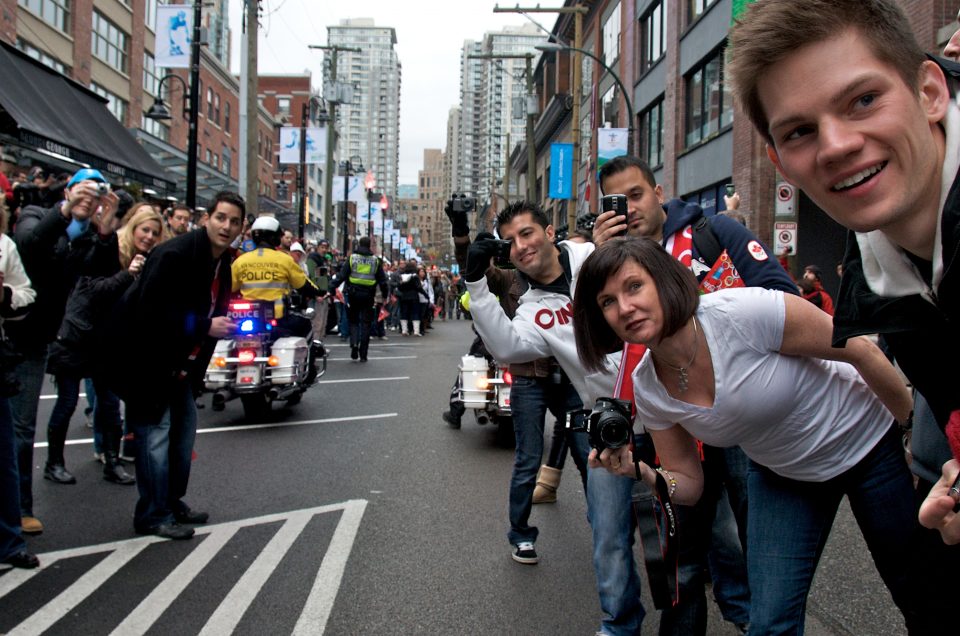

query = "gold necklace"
[654,317,699,393]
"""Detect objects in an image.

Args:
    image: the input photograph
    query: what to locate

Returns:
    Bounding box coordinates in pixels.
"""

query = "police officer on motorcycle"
[335,236,387,362]
[231,216,318,337]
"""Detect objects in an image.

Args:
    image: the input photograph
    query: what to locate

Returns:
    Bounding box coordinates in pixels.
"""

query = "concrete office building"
[324,18,401,200]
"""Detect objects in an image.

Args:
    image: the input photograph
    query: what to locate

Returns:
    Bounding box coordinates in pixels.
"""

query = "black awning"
[0,41,174,190]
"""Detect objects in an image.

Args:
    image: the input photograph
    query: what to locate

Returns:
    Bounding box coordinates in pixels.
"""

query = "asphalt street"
[1,318,907,635]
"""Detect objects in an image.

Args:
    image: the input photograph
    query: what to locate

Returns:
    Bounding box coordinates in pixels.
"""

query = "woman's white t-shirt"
[634,287,892,482]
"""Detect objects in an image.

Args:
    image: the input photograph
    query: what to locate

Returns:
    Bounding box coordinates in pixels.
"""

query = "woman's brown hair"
[573,238,699,372]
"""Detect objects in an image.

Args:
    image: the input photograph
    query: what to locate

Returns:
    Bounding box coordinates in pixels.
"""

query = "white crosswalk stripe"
[2,500,368,635]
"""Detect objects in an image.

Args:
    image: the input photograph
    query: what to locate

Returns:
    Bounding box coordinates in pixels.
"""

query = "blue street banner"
[549,143,573,199]
[156,5,192,69]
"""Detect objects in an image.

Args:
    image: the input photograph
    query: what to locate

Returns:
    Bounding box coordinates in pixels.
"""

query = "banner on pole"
[156,5,192,69]
[332,176,364,205]
[279,127,326,164]
[597,128,628,173]
[549,143,573,199]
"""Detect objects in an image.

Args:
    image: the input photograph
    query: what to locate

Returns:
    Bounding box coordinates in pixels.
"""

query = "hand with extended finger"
[464,233,500,283]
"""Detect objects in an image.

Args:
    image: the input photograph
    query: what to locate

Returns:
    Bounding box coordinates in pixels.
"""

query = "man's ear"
[545,224,556,241]
[765,143,797,186]
[654,183,664,204]
[918,59,950,125]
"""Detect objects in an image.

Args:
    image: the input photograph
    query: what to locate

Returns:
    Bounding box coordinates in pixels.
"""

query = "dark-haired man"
[108,191,243,540]
[728,0,960,627]
[465,202,642,636]
[166,204,193,236]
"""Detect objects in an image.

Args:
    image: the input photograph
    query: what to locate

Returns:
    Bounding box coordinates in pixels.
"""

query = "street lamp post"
[340,156,364,254]
[364,171,376,245]
[145,0,203,209]
[535,42,635,155]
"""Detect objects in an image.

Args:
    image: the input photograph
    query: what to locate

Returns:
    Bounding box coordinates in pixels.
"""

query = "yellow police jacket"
[231,247,308,318]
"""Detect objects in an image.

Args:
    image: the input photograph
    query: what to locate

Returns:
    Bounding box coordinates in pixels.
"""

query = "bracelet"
[656,467,677,498]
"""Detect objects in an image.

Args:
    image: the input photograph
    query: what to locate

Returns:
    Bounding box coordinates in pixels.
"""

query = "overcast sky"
[227,0,539,185]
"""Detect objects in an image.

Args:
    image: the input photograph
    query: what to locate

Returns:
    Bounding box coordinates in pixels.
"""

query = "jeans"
[707,446,751,626]
[587,466,646,636]
[0,396,27,560]
[746,425,918,634]
[85,377,103,455]
[507,377,589,546]
[46,373,81,466]
[92,378,123,457]
[10,347,47,516]
[127,382,198,531]
[336,302,350,339]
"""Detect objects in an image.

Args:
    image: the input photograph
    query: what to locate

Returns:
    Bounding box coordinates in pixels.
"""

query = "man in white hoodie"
[465,202,645,636]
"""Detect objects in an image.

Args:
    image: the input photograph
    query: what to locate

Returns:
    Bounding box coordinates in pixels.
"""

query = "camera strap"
[633,469,680,610]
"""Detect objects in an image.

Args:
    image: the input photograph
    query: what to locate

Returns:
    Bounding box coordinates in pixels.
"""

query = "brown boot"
[532,465,562,504]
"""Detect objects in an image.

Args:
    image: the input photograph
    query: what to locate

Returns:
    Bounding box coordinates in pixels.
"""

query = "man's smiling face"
[760,29,948,236]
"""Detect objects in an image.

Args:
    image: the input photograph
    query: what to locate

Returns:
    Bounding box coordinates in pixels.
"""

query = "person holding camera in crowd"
[445,197,590,564]
[464,201,643,635]
[106,191,243,540]
[593,155,798,633]
[574,237,929,634]
[0,196,38,568]
[7,168,122,535]
[729,0,960,610]
[44,204,166,490]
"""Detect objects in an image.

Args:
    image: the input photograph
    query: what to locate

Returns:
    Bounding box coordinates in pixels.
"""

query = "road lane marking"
[314,376,409,384]
[200,513,314,634]
[35,413,398,448]
[325,343,417,347]
[109,525,241,636]
[4,501,368,635]
[329,355,417,361]
[8,540,151,636]
[39,375,409,401]
[294,500,367,635]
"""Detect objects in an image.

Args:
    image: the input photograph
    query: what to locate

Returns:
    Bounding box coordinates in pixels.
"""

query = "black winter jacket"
[7,203,118,353]
[106,228,232,413]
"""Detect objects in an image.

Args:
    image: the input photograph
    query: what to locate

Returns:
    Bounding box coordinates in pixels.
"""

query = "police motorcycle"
[203,217,327,420]
[456,292,514,442]
[203,294,327,420]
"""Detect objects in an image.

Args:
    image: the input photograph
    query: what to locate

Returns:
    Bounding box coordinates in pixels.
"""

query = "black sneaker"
[512,542,538,564]
[350,346,359,360]
[136,523,195,540]
[442,411,461,429]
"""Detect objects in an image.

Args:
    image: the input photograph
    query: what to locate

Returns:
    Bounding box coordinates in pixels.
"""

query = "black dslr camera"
[567,397,634,451]
[492,238,514,269]
[450,193,476,213]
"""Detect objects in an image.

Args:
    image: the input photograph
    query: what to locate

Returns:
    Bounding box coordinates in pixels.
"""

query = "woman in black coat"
[44,206,165,485]
[396,261,422,336]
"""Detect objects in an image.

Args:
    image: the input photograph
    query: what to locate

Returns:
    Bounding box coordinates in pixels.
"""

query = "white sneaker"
[511,541,538,564]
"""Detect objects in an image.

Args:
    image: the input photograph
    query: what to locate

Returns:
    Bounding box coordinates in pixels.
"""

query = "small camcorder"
[450,193,476,214]
[725,183,736,197]
[567,397,634,452]
[600,194,629,237]
[492,238,514,270]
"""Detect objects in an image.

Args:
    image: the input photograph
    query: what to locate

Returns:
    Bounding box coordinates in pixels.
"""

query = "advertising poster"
[156,5,192,69]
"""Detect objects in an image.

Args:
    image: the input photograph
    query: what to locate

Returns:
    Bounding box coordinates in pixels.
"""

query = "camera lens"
[597,412,631,449]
